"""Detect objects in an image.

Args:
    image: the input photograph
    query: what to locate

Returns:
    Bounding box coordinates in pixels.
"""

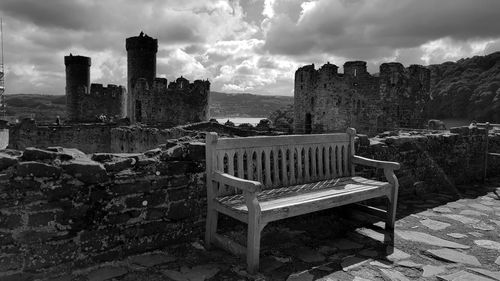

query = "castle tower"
[64,54,91,122]
[126,32,158,122]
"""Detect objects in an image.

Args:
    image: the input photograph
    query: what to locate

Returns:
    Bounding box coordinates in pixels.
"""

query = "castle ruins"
[64,32,210,126]
[294,61,430,135]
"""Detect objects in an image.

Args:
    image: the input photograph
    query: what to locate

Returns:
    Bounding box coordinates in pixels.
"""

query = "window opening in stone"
[305,113,312,134]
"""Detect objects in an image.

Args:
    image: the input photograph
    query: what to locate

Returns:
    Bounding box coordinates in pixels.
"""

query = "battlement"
[343,61,368,77]
[90,83,126,98]
[126,32,158,53]
[294,60,432,134]
[64,55,91,66]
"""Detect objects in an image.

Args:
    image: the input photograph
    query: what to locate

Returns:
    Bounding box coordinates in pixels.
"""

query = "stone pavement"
[52,180,500,281]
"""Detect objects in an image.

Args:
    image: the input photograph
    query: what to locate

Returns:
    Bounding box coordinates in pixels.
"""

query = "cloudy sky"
[1,0,500,96]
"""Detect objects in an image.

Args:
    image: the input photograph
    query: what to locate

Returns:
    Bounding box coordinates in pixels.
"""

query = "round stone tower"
[64,54,91,122]
[126,32,158,122]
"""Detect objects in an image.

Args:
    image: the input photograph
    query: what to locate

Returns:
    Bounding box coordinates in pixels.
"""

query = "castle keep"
[64,55,126,122]
[64,32,210,126]
[126,33,210,126]
[294,61,430,134]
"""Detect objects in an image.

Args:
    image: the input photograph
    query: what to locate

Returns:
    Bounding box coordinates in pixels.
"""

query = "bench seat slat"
[216,176,391,222]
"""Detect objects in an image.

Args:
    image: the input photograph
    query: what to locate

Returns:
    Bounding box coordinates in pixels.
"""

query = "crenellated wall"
[294,61,430,135]
[65,55,126,123]
[132,77,210,126]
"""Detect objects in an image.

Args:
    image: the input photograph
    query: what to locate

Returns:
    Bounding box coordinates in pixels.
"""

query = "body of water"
[215,117,266,126]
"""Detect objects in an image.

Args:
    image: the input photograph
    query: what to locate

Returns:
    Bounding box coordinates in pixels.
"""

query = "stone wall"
[0,142,206,280]
[356,127,500,196]
[131,77,210,126]
[8,120,115,154]
[294,61,430,135]
[8,121,269,154]
[1,126,499,279]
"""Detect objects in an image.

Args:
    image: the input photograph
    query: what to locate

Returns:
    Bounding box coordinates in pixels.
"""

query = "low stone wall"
[356,127,500,196]
[1,126,499,279]
[8,121,116,153]
[7,120,268,154]
[0,142,206,280]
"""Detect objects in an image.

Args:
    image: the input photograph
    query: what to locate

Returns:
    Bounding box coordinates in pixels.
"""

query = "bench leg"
[384,194,397,246]
[246,218,263,274]
[205,208,218,249]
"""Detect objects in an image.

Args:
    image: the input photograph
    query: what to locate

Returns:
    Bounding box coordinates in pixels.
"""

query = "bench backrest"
[206,129,357,196]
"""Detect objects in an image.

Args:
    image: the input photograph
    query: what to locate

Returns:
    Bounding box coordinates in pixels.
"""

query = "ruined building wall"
[378,63,431,130]
[294,61,430,135]
[65,55,126,122]
[126,33,209,126]
[294,62,381,134]
[8,119,115,153]
[133,77,210,126]
[126,33,158,124]
[0,143,206,280]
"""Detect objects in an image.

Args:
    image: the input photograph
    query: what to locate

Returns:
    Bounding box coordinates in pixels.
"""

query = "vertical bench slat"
[342,145,348,177]
[264,148,272,187]
[280,147,288,186]
[247,149,254,181]
[228,150,235,175]
[256,149,263,183]
[330,145,337,177]
[317,145,324,180]
[227,150,236,194]
[336,145,342,177]
[273,147,280,187]
[297,146,303,182]
[289,147,296,185]
[304,146,310,182]
[311,146,317,181]
[237,149,244,179]
[324,145,331,179]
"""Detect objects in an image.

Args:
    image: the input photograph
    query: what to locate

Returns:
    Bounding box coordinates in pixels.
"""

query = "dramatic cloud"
[1,0,500,96]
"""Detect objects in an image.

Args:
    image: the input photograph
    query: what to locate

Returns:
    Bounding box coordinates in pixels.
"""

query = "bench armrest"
[213,170,262,193]
[352,155,401,170]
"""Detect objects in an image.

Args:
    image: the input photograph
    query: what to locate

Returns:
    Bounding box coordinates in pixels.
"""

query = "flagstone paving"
[53,180,500,280]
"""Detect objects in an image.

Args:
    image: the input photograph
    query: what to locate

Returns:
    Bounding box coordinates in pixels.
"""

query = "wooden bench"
[204,128,401,273]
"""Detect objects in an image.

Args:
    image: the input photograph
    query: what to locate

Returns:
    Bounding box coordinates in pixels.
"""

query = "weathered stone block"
[125,192,165,208]
[28,211,60,227]
[105,210,141,225]
[146,207,168,220]
[0,212,22,229]
[21,147,58,161]
[61,159,108,184]
[167,187,188,201]
[0,231,14,245]
[110,179,151,195]
[0,152,18,170]
[186,142,205,161]
[167,201,191,220]
[16,161,61,178]
[160,144,186,161]
[0,254,23,272]
[104,158,134,172]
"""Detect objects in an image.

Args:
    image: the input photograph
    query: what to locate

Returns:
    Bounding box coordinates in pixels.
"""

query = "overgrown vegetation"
[427,52,500,122]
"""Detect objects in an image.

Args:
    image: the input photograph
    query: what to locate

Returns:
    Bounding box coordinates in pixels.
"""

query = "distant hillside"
[427,52,500,122]
[2,92,293,122]
[4,94,66,123]
[209,91,293,117]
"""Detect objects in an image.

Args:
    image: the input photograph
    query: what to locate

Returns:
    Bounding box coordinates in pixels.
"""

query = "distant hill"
[209,91,293,118]
[3,94,66,123]
[2,92,293,122]
[427,52,500,122]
